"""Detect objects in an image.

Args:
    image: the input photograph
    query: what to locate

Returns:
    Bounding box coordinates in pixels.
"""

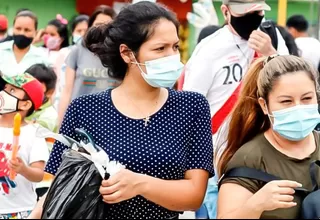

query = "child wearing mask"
[0,72,49,219]
[24,64,58,199]
[42,14,69,68]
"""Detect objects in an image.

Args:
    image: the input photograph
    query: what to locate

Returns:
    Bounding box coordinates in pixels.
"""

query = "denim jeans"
[195,175,219,219]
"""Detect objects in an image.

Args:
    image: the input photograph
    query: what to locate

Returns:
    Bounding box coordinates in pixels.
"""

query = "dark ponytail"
[84,24,121,77]
[84,1,179,80]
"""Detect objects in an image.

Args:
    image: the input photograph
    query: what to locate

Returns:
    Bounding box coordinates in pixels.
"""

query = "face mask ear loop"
[130,52,147,74]
[264,100,274,125]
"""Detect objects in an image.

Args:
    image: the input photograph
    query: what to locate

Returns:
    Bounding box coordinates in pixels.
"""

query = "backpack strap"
[260,20,278,50]
[218,167,309,193]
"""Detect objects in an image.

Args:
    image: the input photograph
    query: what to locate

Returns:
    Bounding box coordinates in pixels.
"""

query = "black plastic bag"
[41,149,106,219]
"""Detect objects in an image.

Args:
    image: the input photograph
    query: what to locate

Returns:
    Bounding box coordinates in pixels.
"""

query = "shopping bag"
[40,128,124,219]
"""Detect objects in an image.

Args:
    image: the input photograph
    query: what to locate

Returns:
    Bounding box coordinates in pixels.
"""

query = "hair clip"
[56,14,68,25]
[263,54,279,66]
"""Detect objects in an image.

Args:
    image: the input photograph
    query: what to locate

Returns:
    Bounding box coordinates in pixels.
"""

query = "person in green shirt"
[25,64,58,135]
[217,55,320,219]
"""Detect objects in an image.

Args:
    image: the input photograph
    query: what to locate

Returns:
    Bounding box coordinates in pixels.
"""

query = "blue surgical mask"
[73,34,82,44]
[268,104,320,141]
[131,54,184,88]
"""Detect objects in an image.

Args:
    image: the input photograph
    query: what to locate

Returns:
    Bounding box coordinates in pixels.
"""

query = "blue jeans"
[195,176,219,219]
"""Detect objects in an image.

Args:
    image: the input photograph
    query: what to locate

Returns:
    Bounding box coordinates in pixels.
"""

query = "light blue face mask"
[73,34,82,44]
[268,104,320,141]
[132,54,184,88]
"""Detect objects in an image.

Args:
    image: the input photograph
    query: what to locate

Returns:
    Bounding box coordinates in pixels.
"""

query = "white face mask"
[72,34,82,44]
[0,90,19,115]
[131,54,184,88]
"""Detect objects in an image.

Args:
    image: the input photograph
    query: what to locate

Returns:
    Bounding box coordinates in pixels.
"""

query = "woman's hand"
[33,29,45,44]
[100,169,144,204]
[250,180,302,212]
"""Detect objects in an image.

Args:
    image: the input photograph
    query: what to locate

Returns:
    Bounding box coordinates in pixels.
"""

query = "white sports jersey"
[183,25,289,143]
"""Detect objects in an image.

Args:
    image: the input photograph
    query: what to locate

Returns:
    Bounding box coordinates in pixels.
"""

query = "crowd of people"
[0,0,320,219]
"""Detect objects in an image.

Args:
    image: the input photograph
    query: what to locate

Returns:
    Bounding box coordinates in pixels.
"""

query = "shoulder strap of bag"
[260,20,278,50]
[218,167,308,193]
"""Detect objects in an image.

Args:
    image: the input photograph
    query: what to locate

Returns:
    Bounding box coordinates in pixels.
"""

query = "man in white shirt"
[286,15,320,70]
[183,0,289,144]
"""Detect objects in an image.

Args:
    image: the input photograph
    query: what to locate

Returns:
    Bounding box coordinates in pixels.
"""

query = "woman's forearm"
[138,174,206,211]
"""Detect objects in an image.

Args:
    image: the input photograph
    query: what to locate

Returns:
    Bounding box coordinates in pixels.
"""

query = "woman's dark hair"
[71,14,89,32]
[26,64,57,92]
[16,8,30,15]
[70,14,89,44]
[14,11,38,30]
[47,18,70,48]
[84,2,180,80]
[88,5,116,28]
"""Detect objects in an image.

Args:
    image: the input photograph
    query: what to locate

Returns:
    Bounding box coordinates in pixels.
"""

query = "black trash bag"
[41,148,107,219]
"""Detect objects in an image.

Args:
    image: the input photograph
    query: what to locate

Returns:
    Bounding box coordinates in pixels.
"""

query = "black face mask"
[230,12,264,40]
[13,35,34,49]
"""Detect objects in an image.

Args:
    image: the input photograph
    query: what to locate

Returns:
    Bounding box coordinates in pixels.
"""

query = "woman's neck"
[13,44,30,63]
[118,71,161,101]
[265,128,315,159]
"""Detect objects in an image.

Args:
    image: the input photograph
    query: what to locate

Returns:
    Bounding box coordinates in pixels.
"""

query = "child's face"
[4,84,33,112]
[4,84,26,100]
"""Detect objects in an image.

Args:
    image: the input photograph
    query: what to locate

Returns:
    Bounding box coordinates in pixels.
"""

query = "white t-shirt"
[0,41,51,77]
[0,124,49,214]
[183,25,289,143]
[295,37,320,70]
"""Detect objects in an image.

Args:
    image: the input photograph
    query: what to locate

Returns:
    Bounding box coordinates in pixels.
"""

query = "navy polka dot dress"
[45,89,214,219]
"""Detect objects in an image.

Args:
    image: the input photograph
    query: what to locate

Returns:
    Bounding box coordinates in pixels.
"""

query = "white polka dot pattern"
[45,89,214,219]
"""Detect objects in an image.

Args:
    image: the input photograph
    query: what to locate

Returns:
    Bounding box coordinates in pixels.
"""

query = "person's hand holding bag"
[100,168,144,204]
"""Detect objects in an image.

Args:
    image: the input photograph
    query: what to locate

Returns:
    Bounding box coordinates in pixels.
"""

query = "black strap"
[260,20,278,50]
[310,160,320,191]
[219,167,280,186]
[219,167,309,193]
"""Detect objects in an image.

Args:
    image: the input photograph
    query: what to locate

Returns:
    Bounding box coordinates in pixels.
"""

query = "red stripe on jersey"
[211,82,242,134]
[177,68,185,91]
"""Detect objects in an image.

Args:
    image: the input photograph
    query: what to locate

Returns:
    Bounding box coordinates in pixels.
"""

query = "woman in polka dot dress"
[30,2,214,219]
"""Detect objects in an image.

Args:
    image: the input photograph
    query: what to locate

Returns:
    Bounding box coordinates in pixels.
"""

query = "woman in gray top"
[58,5,120,125]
